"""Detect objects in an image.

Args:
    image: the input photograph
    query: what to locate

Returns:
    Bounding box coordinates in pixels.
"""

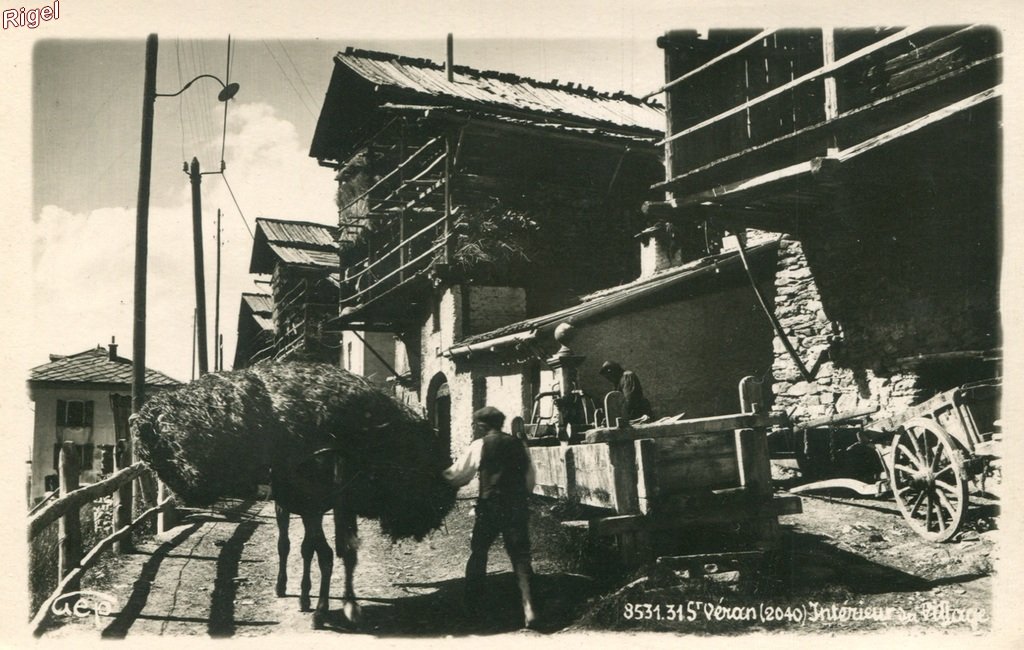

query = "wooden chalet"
[247,217,340,365]
[309,46,666,450]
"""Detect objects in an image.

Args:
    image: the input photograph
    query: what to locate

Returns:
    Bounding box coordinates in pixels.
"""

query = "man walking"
[444,406,537,628]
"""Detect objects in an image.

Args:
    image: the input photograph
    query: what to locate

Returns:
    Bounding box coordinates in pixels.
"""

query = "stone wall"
[770,238,923,423]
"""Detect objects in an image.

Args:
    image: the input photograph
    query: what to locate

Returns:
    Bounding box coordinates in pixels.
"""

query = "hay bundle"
[132,362,456,541]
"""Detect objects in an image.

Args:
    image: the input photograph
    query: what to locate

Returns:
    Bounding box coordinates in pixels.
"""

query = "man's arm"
[443,438,483,488]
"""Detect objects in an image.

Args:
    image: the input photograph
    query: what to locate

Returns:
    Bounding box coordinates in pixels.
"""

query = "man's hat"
[473,406,506,429]
[600,361,623,376]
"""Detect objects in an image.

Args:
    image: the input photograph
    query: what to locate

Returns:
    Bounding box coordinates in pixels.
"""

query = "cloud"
[30,102,337,383]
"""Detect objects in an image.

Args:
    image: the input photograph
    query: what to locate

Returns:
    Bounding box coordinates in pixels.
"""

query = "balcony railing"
[656,26,1001,195]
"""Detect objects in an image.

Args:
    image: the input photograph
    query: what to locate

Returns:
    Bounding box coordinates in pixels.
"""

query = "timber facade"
[645,26,1001,423]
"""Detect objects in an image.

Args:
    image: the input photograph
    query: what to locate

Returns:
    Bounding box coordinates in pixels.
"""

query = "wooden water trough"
[528,408,802,567]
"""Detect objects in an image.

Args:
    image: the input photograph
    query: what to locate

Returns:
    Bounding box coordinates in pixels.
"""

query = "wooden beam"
[836,85,1000,162]
[589,494,801,535]
[585,412,785,444]
[29,462,147,539]
[644,29,776,100]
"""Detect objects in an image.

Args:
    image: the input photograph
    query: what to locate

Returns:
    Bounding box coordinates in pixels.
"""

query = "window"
[57,400,94,427]
[52,443,94,471]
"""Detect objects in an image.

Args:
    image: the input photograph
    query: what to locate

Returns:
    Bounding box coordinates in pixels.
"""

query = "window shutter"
[56,400,67,426]
[84,401,94,427]
[81,444,94,470]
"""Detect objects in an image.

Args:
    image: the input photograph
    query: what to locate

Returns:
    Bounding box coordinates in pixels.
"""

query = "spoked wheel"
[889,417,969,542]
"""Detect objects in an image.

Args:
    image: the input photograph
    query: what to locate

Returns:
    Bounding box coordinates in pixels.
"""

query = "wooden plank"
[585,412,782,443]
[591,500,781,536]
[737,428,773,500]
[608,440,639,514]
[634,439,657,514]
[652,432,736,462]
[529,446,570,500]
[654,455,740,493]
[571,444,618,510]
[659,27,926,146]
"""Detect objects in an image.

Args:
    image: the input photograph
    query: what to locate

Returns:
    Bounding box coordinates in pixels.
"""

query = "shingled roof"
[249,217,339,274]
[310,47,664,162]
[29,346,181,387]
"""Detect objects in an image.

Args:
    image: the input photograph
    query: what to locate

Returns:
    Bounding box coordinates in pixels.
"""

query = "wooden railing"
[657,26,1001,192]
[29,441,176,633]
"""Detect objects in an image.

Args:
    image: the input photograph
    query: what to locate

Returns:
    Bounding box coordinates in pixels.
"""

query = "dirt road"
[37,487,997,639]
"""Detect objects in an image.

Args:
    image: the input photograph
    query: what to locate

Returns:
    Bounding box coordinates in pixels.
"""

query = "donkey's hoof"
[343,599,362,625]
[312,610,326,630]
[299,595,312,612]
[275,580,287,597]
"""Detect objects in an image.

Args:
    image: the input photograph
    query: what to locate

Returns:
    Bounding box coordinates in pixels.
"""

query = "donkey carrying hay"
[131,362,456,628]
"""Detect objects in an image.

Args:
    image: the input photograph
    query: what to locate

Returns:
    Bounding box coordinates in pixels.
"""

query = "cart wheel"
[889,417,968,542]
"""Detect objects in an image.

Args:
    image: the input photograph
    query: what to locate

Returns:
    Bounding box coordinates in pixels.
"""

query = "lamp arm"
[155,74,227,98]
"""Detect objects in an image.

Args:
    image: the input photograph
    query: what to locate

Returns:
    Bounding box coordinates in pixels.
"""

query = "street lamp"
[132,34,239,415]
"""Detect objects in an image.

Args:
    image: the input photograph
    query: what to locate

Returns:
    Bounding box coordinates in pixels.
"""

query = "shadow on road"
[99,521,203,638]
[311,571,598,636]
[100,498,258,638]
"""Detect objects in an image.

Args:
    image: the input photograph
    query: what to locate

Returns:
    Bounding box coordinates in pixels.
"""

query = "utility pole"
[188,157,210,375]
[132,34,157,414]
[191,308,197,380]
[214,208,222,371]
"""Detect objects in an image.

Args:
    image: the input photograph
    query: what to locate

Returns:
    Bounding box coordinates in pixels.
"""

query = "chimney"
[108,336,118,361]
[637,222,683,279]
[446,33,454,82]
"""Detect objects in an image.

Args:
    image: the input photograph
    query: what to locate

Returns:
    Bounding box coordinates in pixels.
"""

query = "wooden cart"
[871,379,1001,542]
[528,408,802,567]
[792,379,1001,542]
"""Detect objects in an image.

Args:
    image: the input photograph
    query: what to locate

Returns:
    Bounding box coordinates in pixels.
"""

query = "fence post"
[157,479,177,533]
[112,443,133,553]
[58,441,82,598]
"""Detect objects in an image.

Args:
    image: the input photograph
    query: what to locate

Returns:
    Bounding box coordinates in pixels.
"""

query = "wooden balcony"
[654,26,1001,206]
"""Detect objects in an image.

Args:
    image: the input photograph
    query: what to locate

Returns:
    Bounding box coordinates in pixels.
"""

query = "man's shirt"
[444,431,536,495]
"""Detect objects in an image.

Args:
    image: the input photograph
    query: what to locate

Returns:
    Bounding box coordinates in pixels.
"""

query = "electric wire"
[277,39,320,111]
[262,39,318,119]
[220,171,254,239]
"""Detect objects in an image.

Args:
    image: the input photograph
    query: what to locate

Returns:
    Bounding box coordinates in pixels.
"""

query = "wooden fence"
[29,441,177,633]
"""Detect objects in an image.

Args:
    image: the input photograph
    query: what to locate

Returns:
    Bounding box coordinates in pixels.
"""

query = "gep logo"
[3,1,59,30]
[50,590,118,626]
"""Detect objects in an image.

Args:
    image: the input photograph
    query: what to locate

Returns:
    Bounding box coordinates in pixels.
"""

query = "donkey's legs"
[298,514,318,612]
[334,507,361,624]
[299,513,334,628]
[275,504,290,597]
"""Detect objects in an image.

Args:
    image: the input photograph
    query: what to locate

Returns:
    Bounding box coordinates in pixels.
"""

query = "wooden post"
[737,427,779,545]
[157,479,176,533]
[112,441,133,554]
[821,27,839,152]
[58,442,82,597]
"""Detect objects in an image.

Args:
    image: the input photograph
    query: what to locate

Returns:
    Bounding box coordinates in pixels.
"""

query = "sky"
[27,35,668,390]
[2,0,1023,639]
